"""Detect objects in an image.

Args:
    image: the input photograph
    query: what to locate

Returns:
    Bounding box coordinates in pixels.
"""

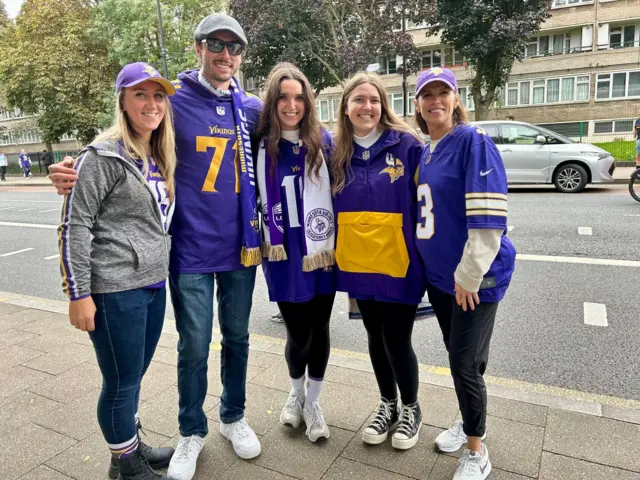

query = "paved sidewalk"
[1,292,640,480]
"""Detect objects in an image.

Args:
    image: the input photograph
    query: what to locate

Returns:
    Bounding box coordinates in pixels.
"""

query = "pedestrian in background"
[57,62,177,480]
[41,149,54,174]
[634,114,640,168]
[18,149,31,178]
[0,151,7,181]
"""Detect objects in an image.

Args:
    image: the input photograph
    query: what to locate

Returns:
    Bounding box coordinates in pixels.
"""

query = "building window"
[594,119,634,134]
[387,93,404,115]
[378,56,397,75]
[501,75,590,106]
[0,129,13,146]
[316,100,329,122]
[0,107,25,121]
[407,92,415,115]
[552,0,593,7]
[609,25,635,48]
[331,98,340,122]
[596,71,640,100]
[537,122,588,138]
[443,47,464,67]
[406,19,428,30]
[421,49,442,69]
[458,87,475,111]
[244,77,257,91]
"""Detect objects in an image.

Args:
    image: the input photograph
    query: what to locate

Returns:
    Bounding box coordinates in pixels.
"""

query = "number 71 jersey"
[415,124,516,303]
[168,69,262,274]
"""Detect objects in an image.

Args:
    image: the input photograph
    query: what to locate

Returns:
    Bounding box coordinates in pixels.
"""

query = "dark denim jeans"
[89,287,166,444]
[169,267,256,436]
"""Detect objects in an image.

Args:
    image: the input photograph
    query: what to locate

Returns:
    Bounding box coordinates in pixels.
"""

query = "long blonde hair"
[332,72,422,195]
[256,62,323,179]
[94,89,176,199]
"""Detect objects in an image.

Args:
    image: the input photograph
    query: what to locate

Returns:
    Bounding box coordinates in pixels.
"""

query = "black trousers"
[0,166,5,180]
[357,299,419,405]
[426,281,499,437]
[277,293,335,380]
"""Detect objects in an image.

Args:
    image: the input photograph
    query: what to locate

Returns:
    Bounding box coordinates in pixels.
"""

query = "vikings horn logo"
[379,153,405,183]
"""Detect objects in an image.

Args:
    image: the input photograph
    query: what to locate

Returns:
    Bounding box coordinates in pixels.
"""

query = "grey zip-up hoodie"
[57,139,173,300]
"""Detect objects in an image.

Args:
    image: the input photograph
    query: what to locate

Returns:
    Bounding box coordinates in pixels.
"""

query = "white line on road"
[517,254,640,268]
[0,207,14,211]
[624,214,640,217]
[17,208,34,212]
[0,221,58,230]
[39,208,59,213]
[584,302,608,327]
[43,254,60,260]
[0,200,60,204]
[578,227,592,235]
[0,248,34,257]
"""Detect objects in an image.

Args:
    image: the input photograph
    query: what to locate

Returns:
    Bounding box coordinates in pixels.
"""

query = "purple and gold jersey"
[416,124,516,302]
[261,130,336,303]
[168,70,262,274]
[333,130,426,305]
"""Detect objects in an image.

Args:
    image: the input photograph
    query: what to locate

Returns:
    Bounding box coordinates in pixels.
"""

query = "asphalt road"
[1,184,639,400]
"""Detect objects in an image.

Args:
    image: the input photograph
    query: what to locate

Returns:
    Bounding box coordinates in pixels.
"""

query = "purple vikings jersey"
[141,159,170,289]
[261,130,336,303]
[169,70,262,274]
[416,124,516,303]
[333,130,426,305]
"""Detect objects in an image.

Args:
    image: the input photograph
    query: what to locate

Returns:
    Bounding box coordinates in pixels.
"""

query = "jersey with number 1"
[416,124,516,303]
[169,69,262,274]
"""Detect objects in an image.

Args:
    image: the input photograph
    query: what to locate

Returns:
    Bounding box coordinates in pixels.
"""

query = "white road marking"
[517,254,640,268]
[624,214,640,217]
[44,254,60,260]
[578,227,592,235]
[0,200,60,204]
[39,208,59,213]
[508,226,514,232]
[0,221,58,230]
[584,302,608,327]
[0,207,14,211]
[0,248,34,257]
[17,208,34,212]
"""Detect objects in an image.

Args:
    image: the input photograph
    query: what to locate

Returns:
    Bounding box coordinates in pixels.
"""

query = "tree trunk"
[474,102,490,121]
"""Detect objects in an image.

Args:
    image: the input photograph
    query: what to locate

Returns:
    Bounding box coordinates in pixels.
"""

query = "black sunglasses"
[201,38,244,56]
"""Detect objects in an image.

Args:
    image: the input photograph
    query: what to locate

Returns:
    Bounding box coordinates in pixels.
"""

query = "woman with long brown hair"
[332,71,426,450]
[255,62,336,443]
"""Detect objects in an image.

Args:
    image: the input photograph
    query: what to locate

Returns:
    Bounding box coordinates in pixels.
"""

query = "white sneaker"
[219,418,261,459]
[454,444,492,480]
[280,389,304,428]
[167,434,205,480]
[434,420,487,453]
[303,401,330,442]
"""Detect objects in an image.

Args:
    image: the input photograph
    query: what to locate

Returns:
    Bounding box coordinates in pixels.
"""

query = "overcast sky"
[5,0,24,19]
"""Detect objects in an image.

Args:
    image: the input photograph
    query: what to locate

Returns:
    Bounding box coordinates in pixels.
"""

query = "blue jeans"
[89,287,166,444]
[170,267,256,436]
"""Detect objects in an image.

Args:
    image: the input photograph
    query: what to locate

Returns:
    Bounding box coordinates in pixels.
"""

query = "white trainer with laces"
[167,434,205,480]
[303,401,330,442]
[280,389,305,428]
[219,418,261,459]
[434,420,487,453]
[453,444,492,480]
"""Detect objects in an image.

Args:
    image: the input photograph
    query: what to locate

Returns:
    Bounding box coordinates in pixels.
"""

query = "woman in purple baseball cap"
[413,67,516,480]
[57,62,177,480]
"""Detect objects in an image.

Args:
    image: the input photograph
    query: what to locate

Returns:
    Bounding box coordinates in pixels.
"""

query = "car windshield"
[536,126,576,144]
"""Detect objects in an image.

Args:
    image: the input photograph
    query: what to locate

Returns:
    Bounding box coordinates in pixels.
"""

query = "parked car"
[471,120,615,193]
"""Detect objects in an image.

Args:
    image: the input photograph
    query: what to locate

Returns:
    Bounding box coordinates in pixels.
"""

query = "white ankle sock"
[306,377,323,404]
[291,375,305,394]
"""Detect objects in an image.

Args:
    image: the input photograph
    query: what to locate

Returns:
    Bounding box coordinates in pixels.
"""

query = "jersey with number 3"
[416,124,516,303]
[169,70,262,274]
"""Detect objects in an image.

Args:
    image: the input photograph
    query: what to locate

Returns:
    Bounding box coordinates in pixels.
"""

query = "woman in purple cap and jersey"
[58,62,178,480]
[413,67,516,480]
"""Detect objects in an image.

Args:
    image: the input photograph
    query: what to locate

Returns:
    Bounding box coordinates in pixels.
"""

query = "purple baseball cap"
[415,67,458,96]
[115,62,176,96]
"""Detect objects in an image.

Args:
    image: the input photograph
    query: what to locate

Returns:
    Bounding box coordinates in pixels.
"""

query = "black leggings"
[277,293,335,380]
[426,281,498,437]
[357,299,419,405]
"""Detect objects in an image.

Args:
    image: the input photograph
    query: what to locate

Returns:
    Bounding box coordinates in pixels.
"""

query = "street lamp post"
[156,0,169,78]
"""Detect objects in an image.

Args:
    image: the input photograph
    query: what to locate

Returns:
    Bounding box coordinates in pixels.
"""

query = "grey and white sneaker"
[219,418,261,459]
[453,444,492,480]
[303,401,330,442]
[434,420,487,453]
[166,434,205,480]
[280,389,305,428]
[392,402,422,450]
[362,398,399,445]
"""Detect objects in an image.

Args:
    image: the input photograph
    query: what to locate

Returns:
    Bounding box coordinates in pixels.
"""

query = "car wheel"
[554,163,588,193]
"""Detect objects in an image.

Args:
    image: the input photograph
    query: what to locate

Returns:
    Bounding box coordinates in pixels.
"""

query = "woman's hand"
[69,297,96,332]
[455,283,480,312]
[48,157,78,195]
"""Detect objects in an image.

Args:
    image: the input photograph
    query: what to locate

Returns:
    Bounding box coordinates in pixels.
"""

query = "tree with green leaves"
[0,0,118,147]
[0,1,9,28]
[409,0,552,119]
[91,0,226,80]
[230,0,423,95]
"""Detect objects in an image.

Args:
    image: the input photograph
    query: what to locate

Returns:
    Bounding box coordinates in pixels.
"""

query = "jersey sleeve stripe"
[465,192,508,200]
[466,209,508,217]
[466,199,507,211]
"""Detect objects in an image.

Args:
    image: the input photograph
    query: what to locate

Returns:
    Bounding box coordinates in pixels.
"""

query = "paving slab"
[318,380,379,432]
[544,409,640,472]
[247,349,282,369]
[0,423,77,480]
[0,303,28,315]
[538,451,639,480]
[418,383,461,429]
[28,362,102,404]
[18,466,75,480]
[139,360,178,402]
[323,365,380,393]
[151,345,178,366]
[0,344,44,372]
[0,365,52,400]
[254,423,354,480]
[341,421,441,479]
[21,342,95,375]
[220,461,297,480]
[0,390,64,436]
[602,404,640,425]
[249,359,294,393]
[0,313,36,332]
[487,396,548,427]
[36,389,101,441]
[322,457,413,480]
[0,328,36,349]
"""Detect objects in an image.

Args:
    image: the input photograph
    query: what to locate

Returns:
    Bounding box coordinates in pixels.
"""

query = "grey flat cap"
[194,13,248,45]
